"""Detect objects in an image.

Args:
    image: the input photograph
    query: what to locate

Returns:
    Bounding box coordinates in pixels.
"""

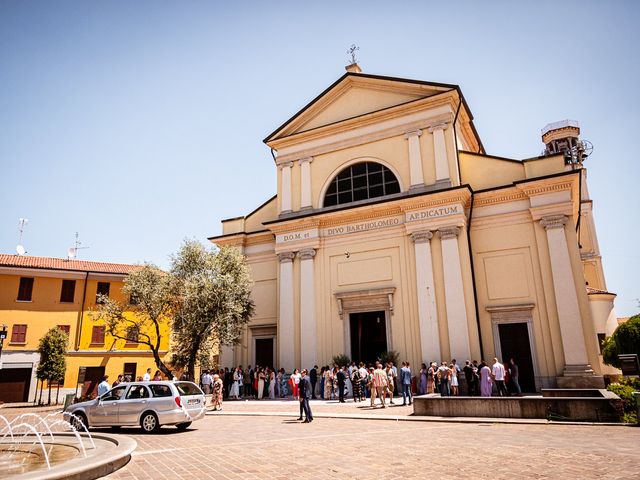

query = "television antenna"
[16,218,28,256]
[67,232,89,260]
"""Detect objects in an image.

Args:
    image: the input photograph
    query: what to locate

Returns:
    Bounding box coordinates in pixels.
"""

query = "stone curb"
[205,409,631,427]
[4,432,137,480]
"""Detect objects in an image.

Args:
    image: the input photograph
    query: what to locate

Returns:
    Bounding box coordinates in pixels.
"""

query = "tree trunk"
[38,380,43,405]
[33,379,39,405]
[47,378,52,405]
[151,348,173,380]
[56,383,60,405]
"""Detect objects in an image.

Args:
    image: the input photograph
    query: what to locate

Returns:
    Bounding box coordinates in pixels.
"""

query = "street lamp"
[0,324,8,369]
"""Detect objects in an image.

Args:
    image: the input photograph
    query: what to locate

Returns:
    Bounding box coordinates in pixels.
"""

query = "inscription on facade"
[276,229,318,244]
[324,216,403,237]
[405,204,462,222]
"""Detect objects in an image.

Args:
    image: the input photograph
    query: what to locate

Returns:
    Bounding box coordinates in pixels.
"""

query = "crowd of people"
[202,356,522,409]
[418,357,521,397]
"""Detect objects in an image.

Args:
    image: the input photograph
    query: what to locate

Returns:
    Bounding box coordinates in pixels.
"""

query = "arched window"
[323,162,401,207]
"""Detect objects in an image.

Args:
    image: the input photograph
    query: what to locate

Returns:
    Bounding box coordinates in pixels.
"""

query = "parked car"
[65,381,206,433]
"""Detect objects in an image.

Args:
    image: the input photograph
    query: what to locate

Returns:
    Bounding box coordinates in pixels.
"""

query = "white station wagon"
[66,381,206,433]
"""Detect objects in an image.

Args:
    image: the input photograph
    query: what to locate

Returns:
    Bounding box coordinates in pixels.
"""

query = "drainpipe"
[74,272,89,351]
[466,191,484,360]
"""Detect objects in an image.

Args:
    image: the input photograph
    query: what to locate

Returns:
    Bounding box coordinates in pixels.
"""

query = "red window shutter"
[11,324,27,343]
[91,326,105,344]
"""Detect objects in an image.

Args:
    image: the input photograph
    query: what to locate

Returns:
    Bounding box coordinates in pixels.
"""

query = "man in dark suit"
[299,369,314,423]
[310,366,318,399]
[337,366,347,403]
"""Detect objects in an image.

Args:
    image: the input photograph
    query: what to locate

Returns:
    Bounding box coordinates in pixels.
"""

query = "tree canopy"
[170,241,254,378]
[94,240,253,379]
[602,314,640,368]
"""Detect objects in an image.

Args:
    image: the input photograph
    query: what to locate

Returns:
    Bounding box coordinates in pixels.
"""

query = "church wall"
[471,208,562,386]
[459,153,525,190]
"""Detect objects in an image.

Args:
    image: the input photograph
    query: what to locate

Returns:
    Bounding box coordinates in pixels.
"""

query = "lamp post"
[0,324,8,370]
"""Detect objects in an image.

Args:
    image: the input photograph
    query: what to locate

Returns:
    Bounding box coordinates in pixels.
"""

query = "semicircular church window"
[323,162,401,207]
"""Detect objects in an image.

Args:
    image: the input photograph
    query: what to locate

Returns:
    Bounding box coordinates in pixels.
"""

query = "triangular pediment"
[264,73,457,144]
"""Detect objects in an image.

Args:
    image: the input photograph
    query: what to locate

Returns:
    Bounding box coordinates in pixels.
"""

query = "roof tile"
[0,254,140,275]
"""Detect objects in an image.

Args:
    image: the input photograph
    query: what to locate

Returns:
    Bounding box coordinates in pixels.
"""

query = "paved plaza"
[104,400,637,480]
[2,400,639,479]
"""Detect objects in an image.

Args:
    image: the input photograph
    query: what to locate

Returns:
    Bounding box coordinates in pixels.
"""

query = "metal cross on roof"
[347,44,360,65]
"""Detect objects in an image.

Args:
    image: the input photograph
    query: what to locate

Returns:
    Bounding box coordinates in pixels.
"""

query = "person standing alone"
[299,369,313,423]
[400,362,412,406]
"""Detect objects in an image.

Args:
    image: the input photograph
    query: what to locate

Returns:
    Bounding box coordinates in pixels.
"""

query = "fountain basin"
[0,433,136,480]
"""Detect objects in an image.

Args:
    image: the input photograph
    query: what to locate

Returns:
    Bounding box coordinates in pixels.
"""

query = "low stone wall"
[413,391,623,422]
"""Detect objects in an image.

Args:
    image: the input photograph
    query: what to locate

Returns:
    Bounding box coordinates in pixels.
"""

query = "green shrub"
[606,377,639,423]
[332,354,350,367]
[602,314,640,368]
[380,350,400,365]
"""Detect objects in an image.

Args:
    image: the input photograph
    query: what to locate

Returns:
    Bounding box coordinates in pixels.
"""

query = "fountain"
[0,410,135,479]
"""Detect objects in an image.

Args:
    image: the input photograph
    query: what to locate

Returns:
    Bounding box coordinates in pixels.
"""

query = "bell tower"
[541,120,592,167]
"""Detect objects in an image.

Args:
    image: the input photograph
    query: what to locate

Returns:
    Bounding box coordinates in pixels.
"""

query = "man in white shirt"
[97,375,110,397]
[142,368,151,382]
[201,370,213,394]
[492,358,508,397]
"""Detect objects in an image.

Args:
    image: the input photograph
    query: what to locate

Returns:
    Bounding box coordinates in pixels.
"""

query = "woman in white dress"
[269,369,276,399]
[257,368,265,400]
[229,368,240,399]
[449,363,459,396]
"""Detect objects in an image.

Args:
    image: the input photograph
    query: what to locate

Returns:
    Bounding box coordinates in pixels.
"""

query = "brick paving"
[2,400,639,479]
[104,399,638,480]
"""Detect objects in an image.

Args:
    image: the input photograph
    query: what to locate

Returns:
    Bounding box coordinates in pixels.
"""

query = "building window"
[91,325,105,344]
[597,333,607,354]
[323,162,401,207]
[10,324,27,343]
[58,325,71,336]
[125,326,139,345]
[96,282,110,304]
[60,279,76,303]
[17,277,34,302]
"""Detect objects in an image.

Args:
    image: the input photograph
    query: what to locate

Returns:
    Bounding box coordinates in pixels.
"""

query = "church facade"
[211,65,617,390]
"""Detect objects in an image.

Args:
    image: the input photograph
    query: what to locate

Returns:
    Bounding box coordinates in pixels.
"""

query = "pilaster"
[410,230,441,361]
[298,248,317,369]
[437,225,471,362]
[540,214,595,380]
[277,251,295,371]
[404,129,425,190]
[429,122,451,185]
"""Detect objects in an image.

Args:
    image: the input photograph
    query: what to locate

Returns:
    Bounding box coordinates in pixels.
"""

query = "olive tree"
[170,241,254,379]
[93,265,174,378]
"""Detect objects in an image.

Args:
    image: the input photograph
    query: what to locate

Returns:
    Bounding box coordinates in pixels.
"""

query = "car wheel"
[176,422,192,430]
[140,412,160,433]
[70,412,88,432]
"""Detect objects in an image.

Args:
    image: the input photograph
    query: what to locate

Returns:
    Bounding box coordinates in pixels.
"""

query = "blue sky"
[1,1,638,316]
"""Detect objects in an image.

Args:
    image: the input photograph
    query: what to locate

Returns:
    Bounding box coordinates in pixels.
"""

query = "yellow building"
[211,65,618,391]
[0,255,170,402]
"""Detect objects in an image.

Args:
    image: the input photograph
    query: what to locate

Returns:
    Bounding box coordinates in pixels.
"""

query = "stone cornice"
[473,188,528,207]
[516,179,574,198]
[272,101,456,163]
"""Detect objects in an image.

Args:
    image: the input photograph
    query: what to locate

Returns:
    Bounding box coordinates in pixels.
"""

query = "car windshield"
[175,382,202,396]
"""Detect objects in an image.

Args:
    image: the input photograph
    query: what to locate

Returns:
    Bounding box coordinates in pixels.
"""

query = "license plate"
[187,398,200,405]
